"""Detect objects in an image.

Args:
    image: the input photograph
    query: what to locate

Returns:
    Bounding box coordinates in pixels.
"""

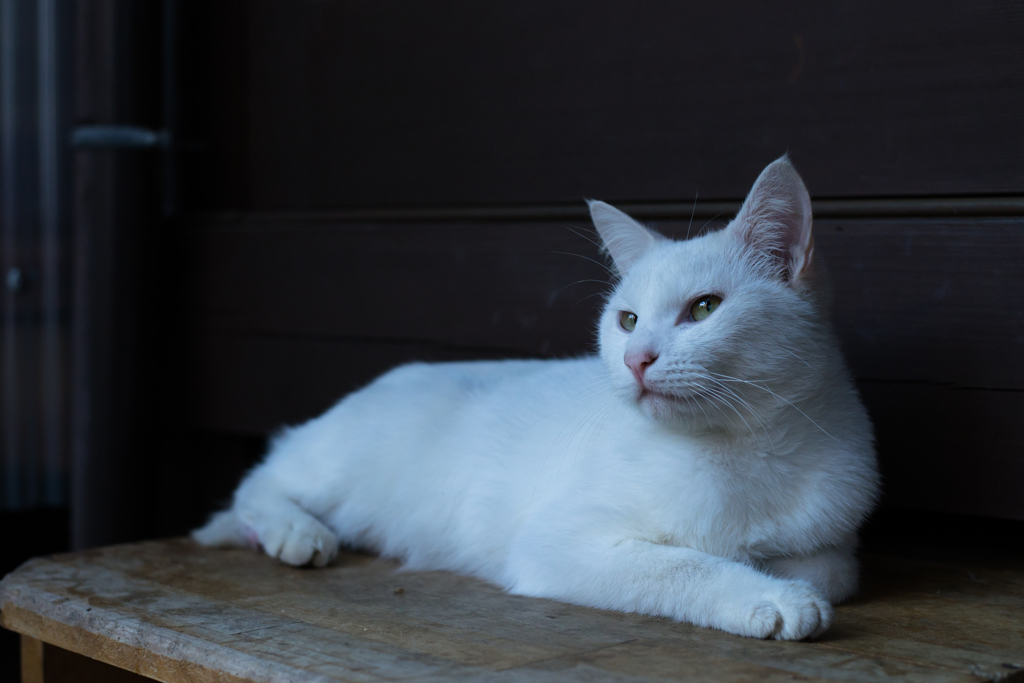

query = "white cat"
[195,157,879,641]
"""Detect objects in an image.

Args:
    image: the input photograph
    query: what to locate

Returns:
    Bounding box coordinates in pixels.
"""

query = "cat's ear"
[730,155,814,282]
[587,200,666,276]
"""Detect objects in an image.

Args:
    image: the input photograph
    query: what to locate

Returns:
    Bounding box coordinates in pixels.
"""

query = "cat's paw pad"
[259,516,339,568]
[743,581,831,640]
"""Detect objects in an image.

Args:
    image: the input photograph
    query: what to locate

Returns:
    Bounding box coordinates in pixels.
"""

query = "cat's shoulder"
[353,357,604,408]
[378,356,601,386]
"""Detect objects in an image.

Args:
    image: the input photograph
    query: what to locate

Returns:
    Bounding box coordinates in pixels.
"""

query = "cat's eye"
[690,295,722,322]
[619,311,638,332]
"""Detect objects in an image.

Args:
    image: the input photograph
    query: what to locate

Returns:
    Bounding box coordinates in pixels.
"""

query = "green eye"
[619,311,638,332]
[690,295,722,322]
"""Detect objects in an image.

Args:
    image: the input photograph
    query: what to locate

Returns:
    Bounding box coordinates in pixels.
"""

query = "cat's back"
[362,355,603,411]
[275,355,607,475]
[267,355,610,570]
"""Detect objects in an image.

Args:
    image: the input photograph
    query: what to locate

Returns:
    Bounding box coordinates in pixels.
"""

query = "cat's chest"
[612,435,815,558]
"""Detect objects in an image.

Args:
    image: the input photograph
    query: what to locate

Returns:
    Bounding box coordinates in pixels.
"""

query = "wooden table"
[1,539,1022,682]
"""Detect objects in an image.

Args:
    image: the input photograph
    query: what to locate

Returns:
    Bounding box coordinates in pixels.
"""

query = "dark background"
[2,1,1023,680]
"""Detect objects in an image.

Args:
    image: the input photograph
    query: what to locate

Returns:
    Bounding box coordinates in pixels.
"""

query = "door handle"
[71,125,170,149]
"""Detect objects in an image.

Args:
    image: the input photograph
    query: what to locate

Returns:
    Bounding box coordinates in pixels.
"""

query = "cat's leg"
[509,537,831,640]
[194,467,339,567]
[761,537,859,604]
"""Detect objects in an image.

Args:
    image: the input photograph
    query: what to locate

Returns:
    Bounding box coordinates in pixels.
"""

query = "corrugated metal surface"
[0,0,70,510]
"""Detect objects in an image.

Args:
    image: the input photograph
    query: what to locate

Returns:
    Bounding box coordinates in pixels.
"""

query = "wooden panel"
[190,215,615,357]
[179,1,1024,210]
[862,382,1024,521]
[191,215,1024,389]
[821,218,1024,390]
[2,540,1023,682]
[177,0,249,211]
[22,635,43,683]
[71,0,170,551]
[192,333,516,434]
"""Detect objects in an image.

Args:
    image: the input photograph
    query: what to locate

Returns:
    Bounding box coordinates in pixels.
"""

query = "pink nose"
[625,351,658,386]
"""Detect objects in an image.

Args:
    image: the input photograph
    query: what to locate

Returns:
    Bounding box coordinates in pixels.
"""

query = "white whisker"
[700,383,765,449]
[685,190,698,241]
[702,377,777,455]
[561,223,604,251]
[706,371,839,442]
[780,347,813,369]
[551,251,616,278]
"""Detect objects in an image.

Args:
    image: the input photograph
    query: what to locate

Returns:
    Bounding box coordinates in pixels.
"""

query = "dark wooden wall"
[71,0,168,549]
[182,1,1024,208]
[171,0,1024,526]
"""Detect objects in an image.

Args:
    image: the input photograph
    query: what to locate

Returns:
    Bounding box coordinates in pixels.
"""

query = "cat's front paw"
[727,580,832,640]
[258,515,339,568]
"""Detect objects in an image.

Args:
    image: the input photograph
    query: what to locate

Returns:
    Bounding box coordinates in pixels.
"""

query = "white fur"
[194,157,879,641]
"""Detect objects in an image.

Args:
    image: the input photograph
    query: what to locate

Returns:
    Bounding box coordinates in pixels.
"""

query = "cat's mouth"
[638,383,708,408]
[638,386,675,403]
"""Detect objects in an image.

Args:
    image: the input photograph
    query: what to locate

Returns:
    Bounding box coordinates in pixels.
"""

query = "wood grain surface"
[21,634,43,683]
[2,540,1023,682]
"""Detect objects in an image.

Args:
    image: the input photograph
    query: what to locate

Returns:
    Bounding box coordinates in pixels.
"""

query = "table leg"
[19,636,154,683]
[20,635,44,683]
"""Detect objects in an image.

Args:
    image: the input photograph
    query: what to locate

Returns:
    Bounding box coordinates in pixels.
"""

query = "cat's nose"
[625,350,658,386]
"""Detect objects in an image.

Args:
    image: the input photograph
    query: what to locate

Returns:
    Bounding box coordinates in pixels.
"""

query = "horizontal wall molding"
[189,196,1024,225]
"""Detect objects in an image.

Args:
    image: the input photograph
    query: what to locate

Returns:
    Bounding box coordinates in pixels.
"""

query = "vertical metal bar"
[161,0,177,218]
[70,0,115,549]
[38,0,64,506]
[1,0,20,509]
[69,0,95,548]
[68,0,92,546]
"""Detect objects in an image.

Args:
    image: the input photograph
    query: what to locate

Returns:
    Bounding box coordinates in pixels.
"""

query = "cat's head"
[592,156,831,430]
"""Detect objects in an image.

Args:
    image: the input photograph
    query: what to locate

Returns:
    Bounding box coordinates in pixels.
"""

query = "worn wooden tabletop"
[1,539,1022,682]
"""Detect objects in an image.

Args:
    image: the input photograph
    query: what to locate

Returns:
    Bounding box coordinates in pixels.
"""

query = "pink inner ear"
[795,233,815,278]
[588,200,665,276]
[732,158,814,281]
